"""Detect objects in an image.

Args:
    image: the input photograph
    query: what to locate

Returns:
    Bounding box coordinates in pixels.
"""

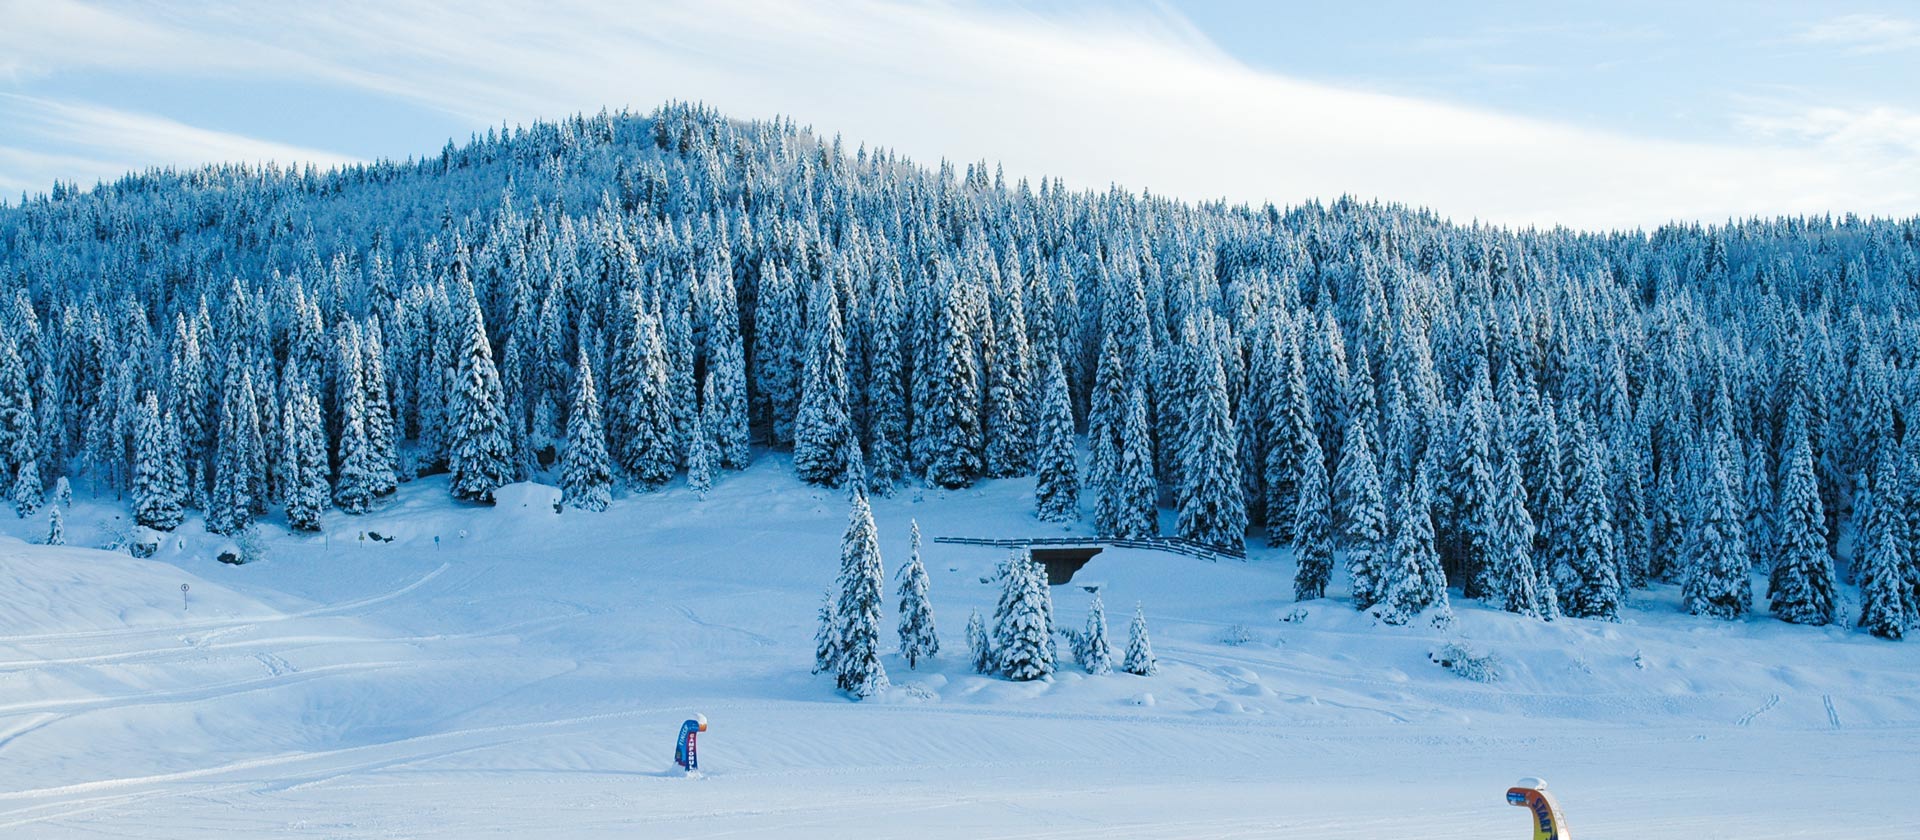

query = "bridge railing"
[929,534,1247,562]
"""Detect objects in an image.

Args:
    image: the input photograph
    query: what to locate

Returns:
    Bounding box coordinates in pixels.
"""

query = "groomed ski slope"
[2,458,1918,838]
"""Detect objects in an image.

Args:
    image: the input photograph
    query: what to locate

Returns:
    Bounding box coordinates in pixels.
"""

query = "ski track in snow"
[0,468,1917,838]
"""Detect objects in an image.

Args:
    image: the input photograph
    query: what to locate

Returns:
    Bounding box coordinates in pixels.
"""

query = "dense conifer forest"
[3,102,1917,635]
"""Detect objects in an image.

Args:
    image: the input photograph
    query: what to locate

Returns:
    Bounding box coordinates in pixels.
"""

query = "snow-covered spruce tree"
[895,520,938,669]
[1089,334,1128,535]
[1034,349,1079,522]
[1335,415,1387,610]
[207,368,262,536]
[562,349,613,512]
[966,609,993,674]
[616,301,678,489]
[863,269,906,491]
[0,336,38,517]
[811,591,840,675]
[687,374,717,498]
[281,380,329,532]
[1122,602,1156,676]
[793,278,851,486]
[447,278,516,503]
[334,322,377,514]
[132,392,183,530]
[1178,354,1245,551]
[1376,459,1448,625]
[981,299,1033,479]
[1558,418,1622,621]
[1080,590,1114,675]
[754,260,801,446]
[925,282,983,489]
[1292,424,1334,601]
[992,550,1055,681]
[1265,330,1312,545]
[834,485,889,698]
[1683,431,1753,620]
[359,317,399,497]
[1855,449,1907,640]
[1768,414,1837,625]
[1448,383,1498,599]
[1114,387,1158,539]
[705,271,752,470]
[45,504,62,546]
[1490,415,1541,617]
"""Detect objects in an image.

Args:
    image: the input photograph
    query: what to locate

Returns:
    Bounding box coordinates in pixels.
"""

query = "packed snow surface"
[3,459,1918,838]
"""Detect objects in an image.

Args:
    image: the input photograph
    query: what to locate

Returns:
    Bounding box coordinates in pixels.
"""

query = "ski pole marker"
[1505,777,1571,840]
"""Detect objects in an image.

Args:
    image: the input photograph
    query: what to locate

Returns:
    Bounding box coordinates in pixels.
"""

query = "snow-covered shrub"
[1429,642,1500,683]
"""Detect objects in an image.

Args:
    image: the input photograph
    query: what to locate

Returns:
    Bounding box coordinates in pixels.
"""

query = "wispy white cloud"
[1797,13,1920,53]
[0,94,361,191]
[2,1,1917,227]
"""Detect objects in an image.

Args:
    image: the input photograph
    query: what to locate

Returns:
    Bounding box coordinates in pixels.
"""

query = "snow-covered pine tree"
[45,504,62,546]
[687,373,717,497]
[981,296,1033,479]
[1265,329,1311,545]
[895,519,938,669]
[617,300,678,489]
[281,379,329,532]
[1292,422,1334,600]
[334,322,377,514]
[1335,415,1387,610]
[925,282,983,489]
[794,278,851,486]
[1768,413,1837,625]
[1377,458,1448,625]
[562,349,613,512]
[992,550,1055,681]
[1855,448,1907,639]
[1683,429,1753,620]
[207,367,261,535]
[966,608,993,674]
[1178,353,1245,551]
[754,260,801,445]
[1449,382,1499,599]
[705,270,752,470]
[132,392,183,530]
[447,276,516,503]
[360,317,399,496]
[1558,417,1623,620]
[1089,334,1128,535]
[1490,412,1542,617]
[812,591,840,675]
[1034,348,1079,521]
[863,268,905,491]
[1122,602,1156,676]
[0,336,38,517]
[834,483,889,698]
[1114,386,1158,538]
[1080,590,1114,675]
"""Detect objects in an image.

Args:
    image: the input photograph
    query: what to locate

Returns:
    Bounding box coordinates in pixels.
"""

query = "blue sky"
[2,0,1917,228]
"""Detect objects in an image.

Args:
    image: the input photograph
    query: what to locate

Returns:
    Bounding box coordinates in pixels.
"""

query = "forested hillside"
[2,102,1916,636]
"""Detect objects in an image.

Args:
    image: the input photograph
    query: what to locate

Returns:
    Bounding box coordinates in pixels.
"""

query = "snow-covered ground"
[3,460,1918,838]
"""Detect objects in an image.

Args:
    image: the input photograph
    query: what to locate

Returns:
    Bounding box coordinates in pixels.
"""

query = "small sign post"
[181,583,191,613]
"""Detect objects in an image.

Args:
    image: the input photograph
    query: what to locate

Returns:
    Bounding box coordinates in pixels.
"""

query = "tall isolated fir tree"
[992,550,1056,681]
[834,484,889,698]
[896,520,938,669]
[1079,590,1114,675]
[447,277,516,503]
[1122,602,1157,676]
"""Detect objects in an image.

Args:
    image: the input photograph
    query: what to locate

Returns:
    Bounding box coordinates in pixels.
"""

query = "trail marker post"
[181,583,190,612]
